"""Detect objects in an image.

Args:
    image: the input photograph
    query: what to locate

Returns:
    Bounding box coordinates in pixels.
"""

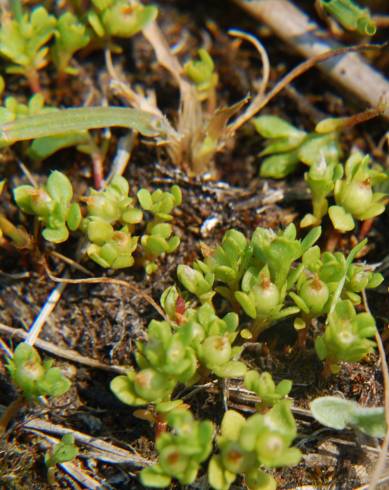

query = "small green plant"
[0,4,56,92]
[87,0,157,41]
[252,115,340,179]
[244,371,292,410]
[7,343,71,400]
[140,408,214,487]
[137,186,182,273]
[319,0,376,35]
[315,299,377,374]
[12,172,181,270]
[184,49,218,103]
[328,152,387,232]
[178,224,321,338]
[208,401,301,490]
[45,434,78,484]
[14,170,82,243]
[110,301,246,408]
[311,396,386,437]
[300,157,343,227]
[51,12,90,77]
[82,175,144,269]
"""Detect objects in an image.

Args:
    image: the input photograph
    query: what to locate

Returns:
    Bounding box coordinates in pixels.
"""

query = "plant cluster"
[110,301,246,409]
[140,408,214,487]
[137,384,301,489]
[177,224,381,369]
[208,401,301,490]
[0,0,156,91]
[302,151,387,231]
[7,343,71,400]
[11,171,181,271]
[252,115,341,179]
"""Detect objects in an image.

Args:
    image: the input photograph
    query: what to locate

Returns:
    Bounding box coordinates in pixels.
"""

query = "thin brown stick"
[232,0,389,121]
[0,322,127,374]
[229,42,385,132]
[44,263,166,320]
[362,290,389,490]
[24,419,151,466]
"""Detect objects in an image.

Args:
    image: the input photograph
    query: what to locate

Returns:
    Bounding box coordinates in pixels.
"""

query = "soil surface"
[0,1,388,489]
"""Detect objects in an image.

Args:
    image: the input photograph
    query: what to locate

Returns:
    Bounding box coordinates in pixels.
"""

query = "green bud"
[252,278,280,314]
[299,277,329,314]
[201,335,231,366]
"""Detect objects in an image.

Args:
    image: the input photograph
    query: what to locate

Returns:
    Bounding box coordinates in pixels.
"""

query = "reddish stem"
[359,218,375,240]
[155,414,168,439]
[325,228,340,252]
[91,152,104,190]
[26,69,42,94]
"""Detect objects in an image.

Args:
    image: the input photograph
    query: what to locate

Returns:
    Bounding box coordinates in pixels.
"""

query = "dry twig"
[0,322,127,374]
[233,0,389,120]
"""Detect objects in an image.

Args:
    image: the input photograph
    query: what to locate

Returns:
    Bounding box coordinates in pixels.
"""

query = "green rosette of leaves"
[13,170,82,243]
[140,408,214,487]
[315,300,377,374]
[208,401,301,490]
[7,343,71,400]
[328,152,387,233]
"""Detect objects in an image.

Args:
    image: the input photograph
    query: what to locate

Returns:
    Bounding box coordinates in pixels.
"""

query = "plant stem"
[0,213,31,249]
[0,396,25,435]
[26,69,42,94]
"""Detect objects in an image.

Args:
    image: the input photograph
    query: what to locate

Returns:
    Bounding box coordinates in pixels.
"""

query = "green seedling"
[344,263,383,304]
[12,171,181,270]
[0,75,4,95]
[140,408,214,488]
[51,12,90,77]
[328,152,387,232]
[137,186,182,273]
[184,49,218,102]
[311,396,386,437]
[319,0,376,35]
[178,224,320,338]
[315,299,377,374]
[111,318,198,406]
[111,302,246,408]
[253,115,340,179]
[88,0,157,41]
[7,343,71,400]
[83,175,143,268]
[208,401,301,490]
[182,303,246,379]
[0,4,56,92]
[244,370,292,410]
[14,170,82,243]
[290,241,382,343]
[45,434,78,484]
